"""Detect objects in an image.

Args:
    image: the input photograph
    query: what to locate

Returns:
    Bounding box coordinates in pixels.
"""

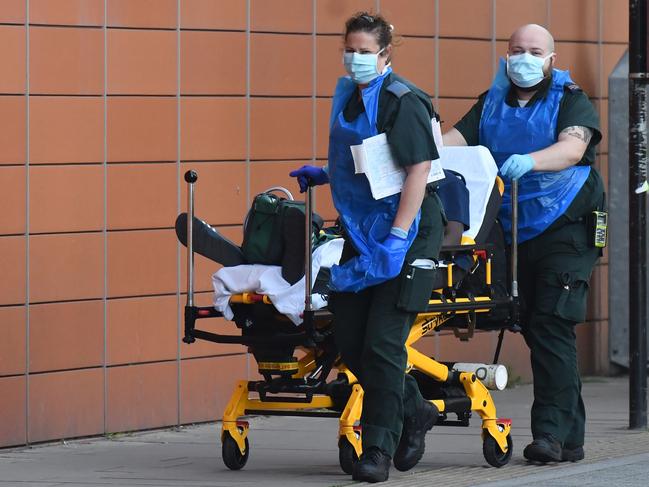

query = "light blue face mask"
[343,48,385,84]
[506,52,553,88]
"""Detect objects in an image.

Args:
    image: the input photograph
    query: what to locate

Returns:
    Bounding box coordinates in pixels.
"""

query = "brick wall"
[0,0,627,447]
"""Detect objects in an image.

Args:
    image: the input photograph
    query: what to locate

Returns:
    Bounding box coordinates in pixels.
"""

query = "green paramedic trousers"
[329,193,445,456]
[517,170,604,448]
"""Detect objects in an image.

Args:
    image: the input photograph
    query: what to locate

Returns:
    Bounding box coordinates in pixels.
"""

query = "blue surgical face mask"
[506,52,553,88]
[343,48,385,84]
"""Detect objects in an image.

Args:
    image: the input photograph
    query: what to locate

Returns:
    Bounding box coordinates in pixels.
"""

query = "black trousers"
[329,194,444,455]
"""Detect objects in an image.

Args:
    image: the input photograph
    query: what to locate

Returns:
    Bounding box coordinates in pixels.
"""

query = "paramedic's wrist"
[390,226,408,239]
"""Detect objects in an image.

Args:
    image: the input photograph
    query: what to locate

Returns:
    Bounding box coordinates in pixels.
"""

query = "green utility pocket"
[397,262,437,313]
[538,271,591,323]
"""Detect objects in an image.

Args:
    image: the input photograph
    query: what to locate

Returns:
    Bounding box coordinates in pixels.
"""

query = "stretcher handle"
[304,185,314,336]
[510,179,520,324]
[184,170,197,307]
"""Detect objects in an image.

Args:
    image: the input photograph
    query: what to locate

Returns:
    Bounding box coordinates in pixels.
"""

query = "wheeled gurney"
[180,164,520,473]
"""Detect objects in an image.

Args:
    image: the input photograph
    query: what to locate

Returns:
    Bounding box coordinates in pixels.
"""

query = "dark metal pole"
[628,0,648,430]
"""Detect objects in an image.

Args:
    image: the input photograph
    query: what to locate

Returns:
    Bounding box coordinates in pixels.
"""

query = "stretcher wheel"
[338,437,359,474]
[482,432,512,468]
[222,432,249,470]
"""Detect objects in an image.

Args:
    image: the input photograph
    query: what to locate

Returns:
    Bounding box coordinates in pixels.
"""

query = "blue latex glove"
[289,165,329,193]
[500,154,535,180]
[370,232,410,280]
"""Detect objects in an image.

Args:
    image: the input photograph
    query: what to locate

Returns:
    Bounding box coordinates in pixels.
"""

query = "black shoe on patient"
[352,447,391,483]
[523,434,562,463]
[393,400,438,471]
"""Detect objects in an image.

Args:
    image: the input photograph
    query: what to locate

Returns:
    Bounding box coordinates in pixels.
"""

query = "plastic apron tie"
[479,59,590,244]
[328,69,420,292]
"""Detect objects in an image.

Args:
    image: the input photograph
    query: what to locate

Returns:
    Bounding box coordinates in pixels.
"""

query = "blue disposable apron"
[328,69,419,292]
[479,60,590,243]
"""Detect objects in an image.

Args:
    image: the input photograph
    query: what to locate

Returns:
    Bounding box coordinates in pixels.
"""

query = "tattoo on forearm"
[561,125,593,144]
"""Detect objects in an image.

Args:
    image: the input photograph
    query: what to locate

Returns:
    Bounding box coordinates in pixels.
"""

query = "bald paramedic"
[443,24,605,464]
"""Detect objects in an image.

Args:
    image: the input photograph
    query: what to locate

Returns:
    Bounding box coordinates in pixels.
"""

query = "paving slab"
[0,377,647,487]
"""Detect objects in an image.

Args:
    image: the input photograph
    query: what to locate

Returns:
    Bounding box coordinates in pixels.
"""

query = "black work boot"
[523,434,562,462]
[393,400,438,471]
[352,447,391,483]
[561,445,585,462]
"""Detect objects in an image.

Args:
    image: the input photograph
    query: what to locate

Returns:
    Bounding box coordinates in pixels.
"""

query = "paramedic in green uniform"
[290,12,445,482]
[443,24,605,464]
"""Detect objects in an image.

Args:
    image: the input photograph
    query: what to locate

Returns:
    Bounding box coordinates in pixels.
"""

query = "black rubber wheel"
[338,437,359,474]
[483,431,513,468]
[222,432,249,470]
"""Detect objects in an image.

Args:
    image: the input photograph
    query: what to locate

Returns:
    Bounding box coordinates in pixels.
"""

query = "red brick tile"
[180,98,246,161]
[0,26,26,93]
[0,236,25,305]
[439,39,492,98]
[107,0,177,28]
[316,35,345,97]
[107,163,177,230]
[439,0,491,39]
[602,0,628,43]
[107,97,177,162]
[107,361,177,432]
[107,229,177,297]
[178,162,248,226]
[108,29,177,95]
[29,301,104,373]
[555,41,599,96]
[107,295,178,365]
[549,0,598,42]
[179,245,225,294]
[315,97,332,159]
[29,26,104,95]
[381,0,436,36]
[181,0,246,30]
[29,97,104,164]
[0,307,26,376]
[29,233,104,303]
[251,0,313,33]
[0,377,26,447]
[0,96,26,165]
[495,0,548,39]
[394,36,435,95]
[251,33,313,96]
[0,0,25,23]
[29,369,104,442]
[180,354,247,423]
[29,165,104,233]
[250,98,313,159]
[181,31,246,95]
[30,0,104,26]
[316,0,375,34]
[0,166,26,235]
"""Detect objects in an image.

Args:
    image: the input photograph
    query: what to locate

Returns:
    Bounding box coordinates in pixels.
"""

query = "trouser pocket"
[537,271,590,323]
[396,263,437,313]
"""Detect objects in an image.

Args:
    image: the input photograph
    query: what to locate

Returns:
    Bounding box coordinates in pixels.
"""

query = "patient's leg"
[175,213,245,267]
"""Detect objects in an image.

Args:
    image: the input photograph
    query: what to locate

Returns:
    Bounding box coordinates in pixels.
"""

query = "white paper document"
[351,131,445,200]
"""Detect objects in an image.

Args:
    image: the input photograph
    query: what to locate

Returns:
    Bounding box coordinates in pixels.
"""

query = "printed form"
[351,130,444,200]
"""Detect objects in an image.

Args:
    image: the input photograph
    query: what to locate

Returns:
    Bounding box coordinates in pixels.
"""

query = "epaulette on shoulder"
[386,80,412,98]
[565,83,582,93]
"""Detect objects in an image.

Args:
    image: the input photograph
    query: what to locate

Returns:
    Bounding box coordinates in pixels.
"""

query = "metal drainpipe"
[628,0,648,430]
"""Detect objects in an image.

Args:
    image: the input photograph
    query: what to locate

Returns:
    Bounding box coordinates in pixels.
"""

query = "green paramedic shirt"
[342,72,440,168]
[453,77,602,165]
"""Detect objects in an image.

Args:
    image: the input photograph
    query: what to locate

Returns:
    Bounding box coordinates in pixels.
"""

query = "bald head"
[509,24,555,55]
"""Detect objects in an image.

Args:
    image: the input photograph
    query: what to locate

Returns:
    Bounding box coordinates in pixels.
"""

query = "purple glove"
[289,165,329,193]
[500,154,535,180]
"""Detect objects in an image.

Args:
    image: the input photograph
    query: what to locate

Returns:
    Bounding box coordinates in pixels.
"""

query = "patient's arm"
[442,128,468,147]
[442,221,465,247]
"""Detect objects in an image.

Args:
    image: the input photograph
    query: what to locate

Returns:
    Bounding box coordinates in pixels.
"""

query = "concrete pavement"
[0,376,647,487]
